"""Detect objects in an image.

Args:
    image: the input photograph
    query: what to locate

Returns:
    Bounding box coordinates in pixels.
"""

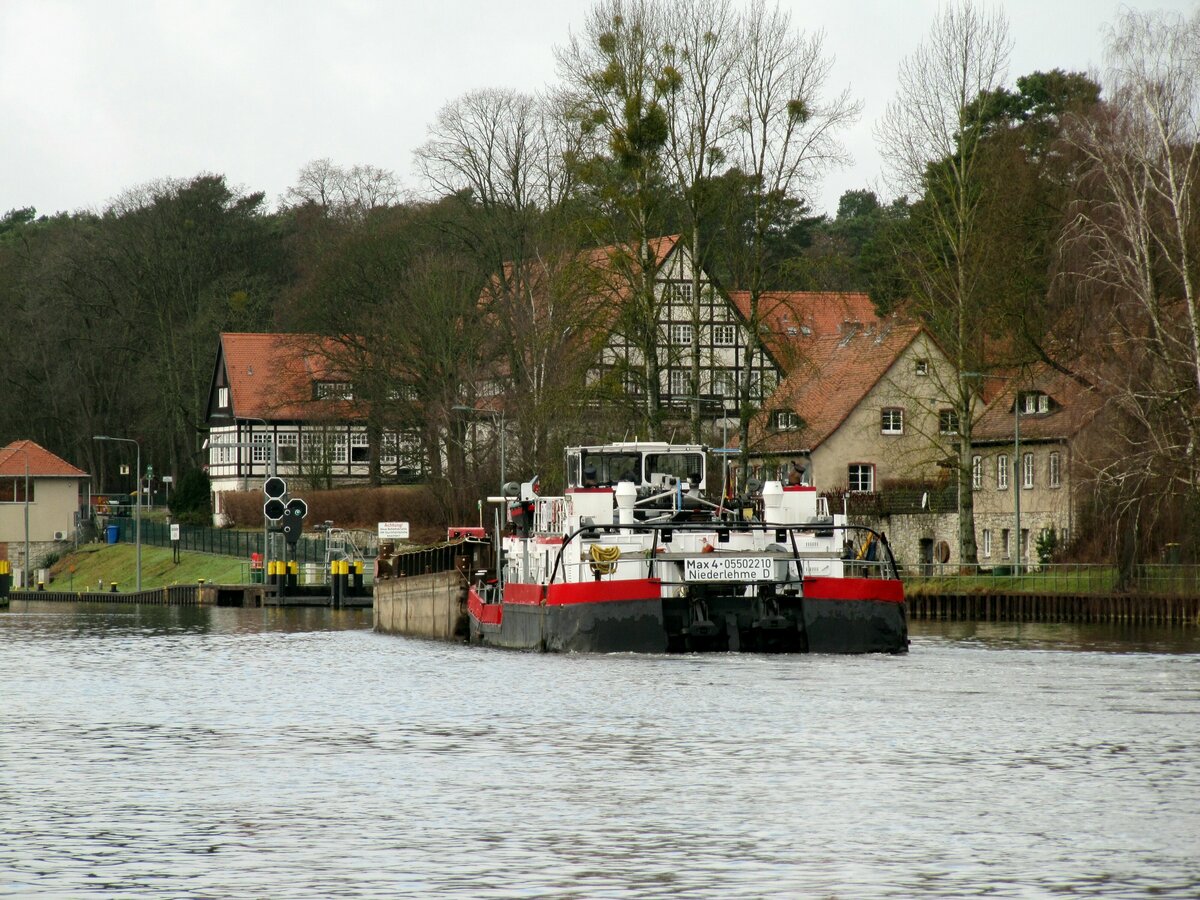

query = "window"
[665,283,692,305]
[381,433,398,464]
[848,463,874,493]
[939,409,959,435]
[670,323,694,345]
[972,455,983,490]
[301,432,322,462]
[1049,451,1061,488]
[351,432,370,464]
[997,454,1009,490]
[0,478,33,503]
[712,370,737,397]
[1023,452,1034,488]
[276,433,298,464]
[1002,528,1011,559]
[217,386,229,408]
[713,324,736,346]
[333,433,348,464]
[251,433,272,464]
[315,381,353,400]
[1020,391,1053,415]
[982,529,992,558]
[669,369,689,396]
[915,359,929,376]
[773,410,800,430]
[881,408,904,435]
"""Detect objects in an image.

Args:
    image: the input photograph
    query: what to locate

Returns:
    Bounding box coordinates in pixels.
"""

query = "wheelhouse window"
[881,408,903,435]
[939,409,959,435]
[773,410,800,431]
[1049,451,1061,488]
[972,455,983,490]
[1023,452,1034,488]
[848,463,874,493]
[997,454,1009,490]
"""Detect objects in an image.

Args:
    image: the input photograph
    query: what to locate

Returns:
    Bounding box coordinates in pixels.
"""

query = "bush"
[221,484,446,542]
[170,469,212,525]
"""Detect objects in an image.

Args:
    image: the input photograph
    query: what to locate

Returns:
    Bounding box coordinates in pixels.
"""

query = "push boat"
[465,442,907,654]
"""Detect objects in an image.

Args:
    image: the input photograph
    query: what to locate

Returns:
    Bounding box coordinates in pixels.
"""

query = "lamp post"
[93,435,141,591]
[960,373,1022,573]
[452,405,506,495]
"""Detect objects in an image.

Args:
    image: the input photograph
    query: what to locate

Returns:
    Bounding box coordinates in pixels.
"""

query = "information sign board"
[378,521,410,540]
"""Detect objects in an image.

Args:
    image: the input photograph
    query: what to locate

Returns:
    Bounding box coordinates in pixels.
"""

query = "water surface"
[2,602,1198,898]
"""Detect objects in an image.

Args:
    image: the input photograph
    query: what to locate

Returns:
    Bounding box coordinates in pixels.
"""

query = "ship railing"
[547,520,898,586]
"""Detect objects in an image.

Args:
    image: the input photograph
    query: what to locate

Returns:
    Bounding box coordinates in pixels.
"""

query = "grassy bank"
[44,543,251,593]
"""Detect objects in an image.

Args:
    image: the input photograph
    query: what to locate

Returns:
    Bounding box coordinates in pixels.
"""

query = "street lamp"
[93,435,141,591]
[452,405,506,495]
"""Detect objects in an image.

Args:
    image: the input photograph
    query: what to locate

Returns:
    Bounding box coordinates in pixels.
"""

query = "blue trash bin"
[106,524,119,544]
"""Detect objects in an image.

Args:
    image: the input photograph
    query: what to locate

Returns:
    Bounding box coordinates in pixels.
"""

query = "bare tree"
[875,0,1012,564]
[662,0,740,440]
[415,88,594,480]
[1062,7,1200,556]
[283,158,402,218]
[730,0,860,477]
[557,0,678,436]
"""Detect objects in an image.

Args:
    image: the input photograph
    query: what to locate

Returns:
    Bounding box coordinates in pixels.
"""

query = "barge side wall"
[374,571,467,640]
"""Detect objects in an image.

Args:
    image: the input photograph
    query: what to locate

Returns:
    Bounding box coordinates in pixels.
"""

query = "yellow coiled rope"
[588,544,622,576]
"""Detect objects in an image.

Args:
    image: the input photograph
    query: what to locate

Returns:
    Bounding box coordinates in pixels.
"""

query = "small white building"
[0,440,89,579]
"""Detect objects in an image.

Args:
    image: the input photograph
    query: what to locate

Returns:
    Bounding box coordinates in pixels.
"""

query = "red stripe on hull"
[467,586,503,625]
[545,578,662,606]
[503,582,545,605]
[804,576,904,603]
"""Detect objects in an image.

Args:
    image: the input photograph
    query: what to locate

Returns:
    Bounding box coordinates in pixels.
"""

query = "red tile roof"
[748,319,927,455]
[973,366,1101,442]
[727,290,881,366]
[0,440,88,478]
[219,333,359,421]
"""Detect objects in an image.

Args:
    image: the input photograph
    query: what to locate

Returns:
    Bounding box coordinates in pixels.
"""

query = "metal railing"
[903,562,1200,596]
[107,518,359,566]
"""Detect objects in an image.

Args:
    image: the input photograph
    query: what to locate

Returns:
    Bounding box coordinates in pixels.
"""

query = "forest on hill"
[1,2,1197,559]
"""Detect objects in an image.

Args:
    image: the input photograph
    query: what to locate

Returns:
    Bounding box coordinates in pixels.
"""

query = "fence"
[904,562,1200,597]
[109,518,346,566]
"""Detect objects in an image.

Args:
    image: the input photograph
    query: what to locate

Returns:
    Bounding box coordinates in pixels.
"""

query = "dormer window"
[217,386,230,409]
[773,410,800,431]
[315,381,353,400]
[1019,391,1053,415]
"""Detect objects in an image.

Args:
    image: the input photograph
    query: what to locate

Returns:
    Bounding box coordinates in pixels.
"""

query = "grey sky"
[2,0,1194,220]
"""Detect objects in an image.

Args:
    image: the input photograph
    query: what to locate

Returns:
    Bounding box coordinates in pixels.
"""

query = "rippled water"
[2,602,1198,899]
